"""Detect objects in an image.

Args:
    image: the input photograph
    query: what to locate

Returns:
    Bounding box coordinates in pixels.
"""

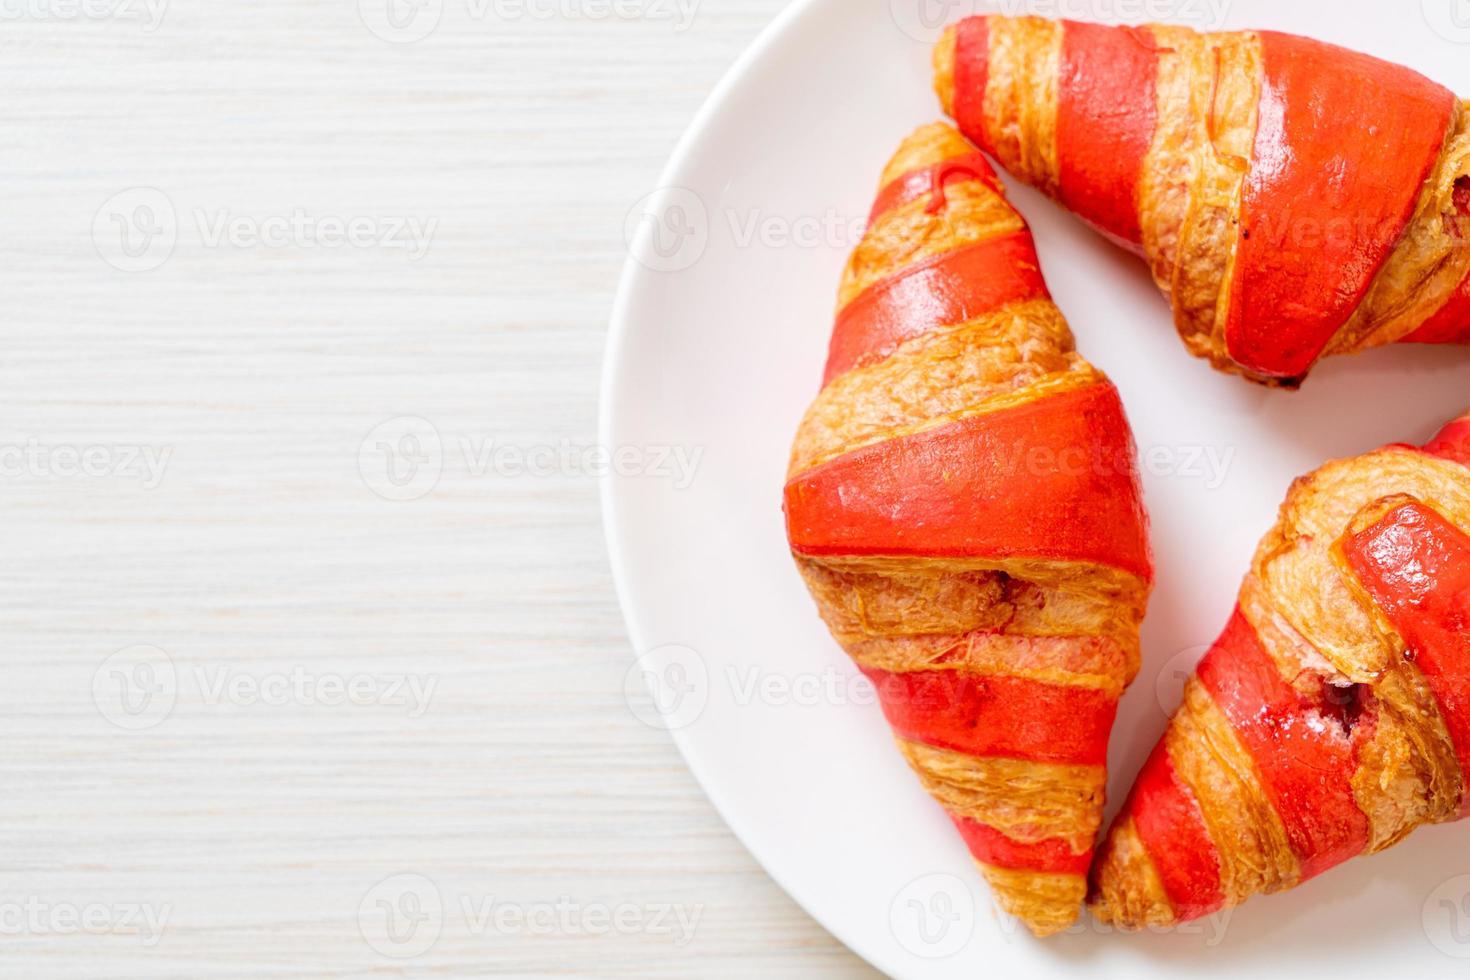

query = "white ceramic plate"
[602,1,1470,976]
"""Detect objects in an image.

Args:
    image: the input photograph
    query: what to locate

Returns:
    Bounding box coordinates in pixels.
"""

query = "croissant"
[933,16,1470,387]
[783,122,1152,936]
[1090,412,1470,928]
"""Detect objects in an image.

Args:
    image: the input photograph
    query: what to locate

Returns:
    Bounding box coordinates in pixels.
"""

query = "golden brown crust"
[936,19,1470,384]
[979,865,1087,938]
[1135,26,1197,291]
[898,740,1104,846]
[787,123,1150,937]
[1350,664,1462,851]
[796,553,1147,681]
[1327,104,1470,353]
[879,121,973,188]
[1255,448,1470,682]
[1088,818,1175,929]
[849,632,1129,697]
[837,184,1023,308]
[933,27,957,120]
[787,301,1096,476]
[1092,441,1470,927]
[1161,32,1260,364]
[1166,677,1298,904]
[979,16,1062,197]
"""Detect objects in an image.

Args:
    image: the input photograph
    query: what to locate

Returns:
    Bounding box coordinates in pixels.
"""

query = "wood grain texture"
[0,0,878,974]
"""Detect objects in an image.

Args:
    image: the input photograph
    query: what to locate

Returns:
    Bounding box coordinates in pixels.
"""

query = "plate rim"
[599,3,1470,974]
[597,0,900,972]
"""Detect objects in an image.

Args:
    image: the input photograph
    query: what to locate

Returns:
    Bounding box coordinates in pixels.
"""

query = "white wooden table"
[1,1,878,974]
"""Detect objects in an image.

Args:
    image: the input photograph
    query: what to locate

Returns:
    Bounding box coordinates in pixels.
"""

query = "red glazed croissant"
[783,123,1152,936]
[933,16,1470,387]
[1090,413,1470,928]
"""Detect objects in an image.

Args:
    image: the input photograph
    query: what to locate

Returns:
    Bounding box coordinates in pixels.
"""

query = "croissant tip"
[977,864,1087,939]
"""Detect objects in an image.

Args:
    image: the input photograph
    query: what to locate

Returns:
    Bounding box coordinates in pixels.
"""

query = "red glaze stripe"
[1122,741,1226,921]
[1425,416,1470,468]
[1341,500,1470,815]
[823,233,1049,385]
[950,815,1092,875]
[861,665,1117,766]
[1195,609,1372,880]
[1055,20,1157,252]
[867,152,1002,225]
[1404,265,1470,345]
[784,382,1152,581]
[952,16,992,153]
[1225,32,1456,380]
